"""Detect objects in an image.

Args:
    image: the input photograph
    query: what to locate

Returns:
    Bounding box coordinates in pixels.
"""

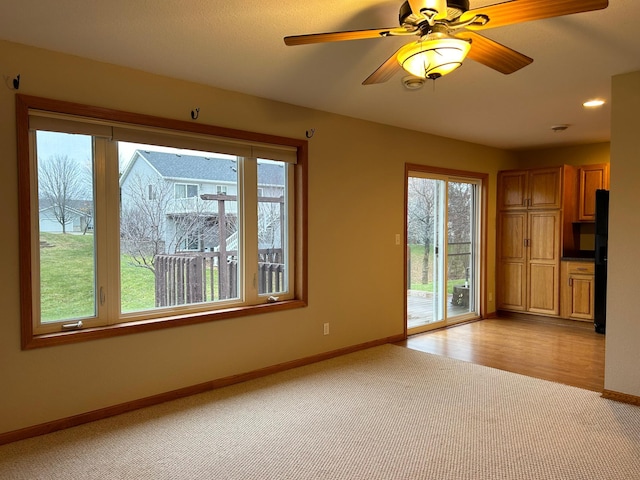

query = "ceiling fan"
[284,0,609,84]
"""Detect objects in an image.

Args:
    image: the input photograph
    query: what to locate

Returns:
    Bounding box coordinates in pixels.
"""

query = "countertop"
[561,256,595,263]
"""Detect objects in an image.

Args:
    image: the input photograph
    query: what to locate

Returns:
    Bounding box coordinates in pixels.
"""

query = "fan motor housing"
[399,0,470,25]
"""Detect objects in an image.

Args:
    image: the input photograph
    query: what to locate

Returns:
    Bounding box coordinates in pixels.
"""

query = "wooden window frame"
[404,163,489,334]
[16,94,308,349]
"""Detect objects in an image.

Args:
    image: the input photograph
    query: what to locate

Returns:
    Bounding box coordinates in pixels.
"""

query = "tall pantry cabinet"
[497,167,569,316]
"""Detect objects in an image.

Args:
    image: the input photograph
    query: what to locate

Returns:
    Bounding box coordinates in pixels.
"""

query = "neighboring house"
[38,200,92,234]
[119,150,285,253]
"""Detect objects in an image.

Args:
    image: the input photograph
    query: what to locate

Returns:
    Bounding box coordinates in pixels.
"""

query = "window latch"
[61,320,83,331]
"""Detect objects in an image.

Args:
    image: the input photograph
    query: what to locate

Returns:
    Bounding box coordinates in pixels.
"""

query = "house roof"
[38,204,87,218]
[137,151,285,186]
[38,199,92,212]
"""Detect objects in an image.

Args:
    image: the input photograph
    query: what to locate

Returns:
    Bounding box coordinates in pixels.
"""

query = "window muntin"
[17,95,306,348]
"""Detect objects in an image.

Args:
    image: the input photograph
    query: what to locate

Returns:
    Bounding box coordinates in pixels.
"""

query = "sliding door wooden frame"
[404,163,489,338]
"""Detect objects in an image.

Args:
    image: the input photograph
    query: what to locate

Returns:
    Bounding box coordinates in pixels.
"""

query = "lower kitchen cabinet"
[560,261,595,321]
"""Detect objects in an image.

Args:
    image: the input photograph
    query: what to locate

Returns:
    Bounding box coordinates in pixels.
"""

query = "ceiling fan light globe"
[397,37,471,79]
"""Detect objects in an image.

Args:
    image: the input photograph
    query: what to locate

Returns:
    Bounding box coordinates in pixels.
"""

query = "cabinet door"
[499,262,527,311]
[498,167,562,211]
[497,170,528,210]
[568,274,595,320]
[497,212,527,311]
[528,167,562,210]
[527,211,561,315]
[528,264,559,314]
[561,262,595,321]
[578,164,609,221]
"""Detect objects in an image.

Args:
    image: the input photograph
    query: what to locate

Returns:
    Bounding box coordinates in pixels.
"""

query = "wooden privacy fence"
[155,252,238,307]
[155,250,284,307]
[258,262,284,294]
[258,249,284,295]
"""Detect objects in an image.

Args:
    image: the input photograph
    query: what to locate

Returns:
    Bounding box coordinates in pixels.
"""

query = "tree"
[407,177,436,284]
[119,174,238,273]
[447,181,472,282]
[38,154,87,234]
[258,199,283,247]
[120,174,173,273]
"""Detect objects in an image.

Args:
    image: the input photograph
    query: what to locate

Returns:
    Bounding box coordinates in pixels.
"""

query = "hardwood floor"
[396,316,605,392]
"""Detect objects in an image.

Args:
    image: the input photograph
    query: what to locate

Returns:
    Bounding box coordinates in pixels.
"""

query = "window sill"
[22,299,307,350]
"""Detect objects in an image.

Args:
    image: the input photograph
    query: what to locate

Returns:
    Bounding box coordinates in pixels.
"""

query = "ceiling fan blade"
[408,0,448,20]
[461,0,609,31]
[284,28,402,46]
[456,31,533,74]
[362,48,404,85]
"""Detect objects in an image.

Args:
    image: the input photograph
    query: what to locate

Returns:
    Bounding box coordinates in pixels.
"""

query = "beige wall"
[0,39,517,435]
[605,71,640,396]
[514,143,610,168]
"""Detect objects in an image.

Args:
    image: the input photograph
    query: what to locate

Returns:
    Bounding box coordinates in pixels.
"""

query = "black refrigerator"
[594,189,609,334]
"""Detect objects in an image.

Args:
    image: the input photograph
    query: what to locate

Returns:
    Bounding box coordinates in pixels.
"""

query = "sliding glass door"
[406,168,482,333]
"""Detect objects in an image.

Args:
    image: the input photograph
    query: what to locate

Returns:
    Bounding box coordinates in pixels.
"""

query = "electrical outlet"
[395,234,401,245]
[323,323,330,335]
[488,292,493,302]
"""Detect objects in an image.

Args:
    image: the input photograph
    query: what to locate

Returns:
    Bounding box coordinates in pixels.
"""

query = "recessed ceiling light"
[583,99,605,108]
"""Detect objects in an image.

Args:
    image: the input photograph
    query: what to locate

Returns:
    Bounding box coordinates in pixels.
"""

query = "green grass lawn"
[408,244,468,294]
[38,236,466,322]
[39,232,156,321]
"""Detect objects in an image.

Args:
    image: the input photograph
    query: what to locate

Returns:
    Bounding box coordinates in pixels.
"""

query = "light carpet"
[1,344,640,479]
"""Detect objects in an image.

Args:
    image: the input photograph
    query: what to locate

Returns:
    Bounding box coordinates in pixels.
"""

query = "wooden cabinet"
[497,163,606,321]
[497,212,527,311]
[560,261,595,321]
[498,167,563,211]
[497,210,561,315]
[578,164,609,221]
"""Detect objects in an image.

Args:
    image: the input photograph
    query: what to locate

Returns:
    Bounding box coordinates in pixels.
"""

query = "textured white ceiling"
[1,0,638,150]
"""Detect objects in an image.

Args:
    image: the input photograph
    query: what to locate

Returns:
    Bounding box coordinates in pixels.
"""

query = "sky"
[35,132,236,174]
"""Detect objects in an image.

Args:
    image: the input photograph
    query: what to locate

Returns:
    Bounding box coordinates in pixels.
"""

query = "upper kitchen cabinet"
[578,164,610,221]
[497,167,563,211]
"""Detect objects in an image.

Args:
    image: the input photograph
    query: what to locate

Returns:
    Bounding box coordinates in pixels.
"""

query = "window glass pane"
[118,143,240,313]
[187,184,198,198]
[446,181,476,318]
[36,131,96,323]
[257,159,287,295]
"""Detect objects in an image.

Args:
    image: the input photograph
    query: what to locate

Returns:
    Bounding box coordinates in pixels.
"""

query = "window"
[16,95,307,348]
[175,183,198,199]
